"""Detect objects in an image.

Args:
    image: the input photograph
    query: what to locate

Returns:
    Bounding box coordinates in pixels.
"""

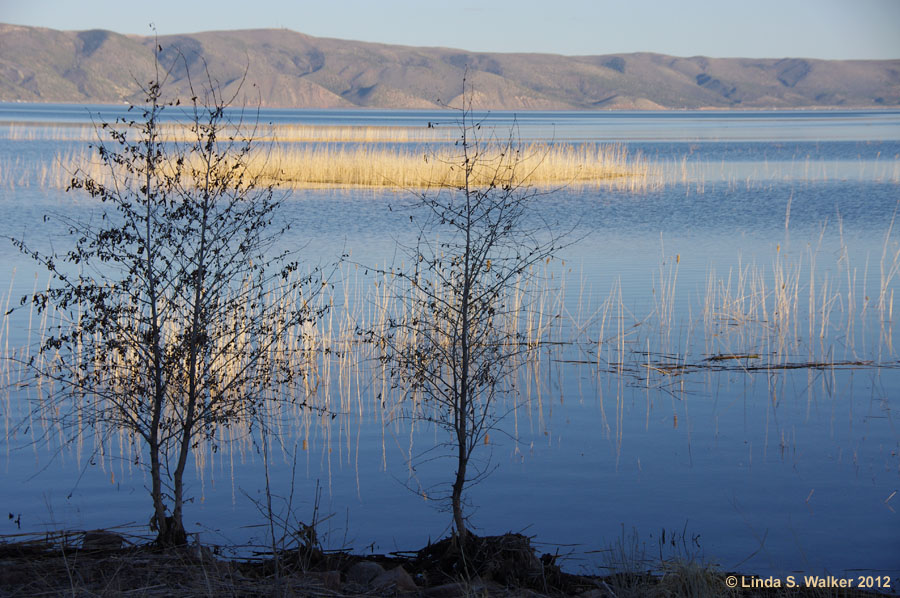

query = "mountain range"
[1,23,898,110]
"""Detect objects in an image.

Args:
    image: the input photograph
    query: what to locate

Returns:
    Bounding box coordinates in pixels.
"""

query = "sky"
[2,0,899,60]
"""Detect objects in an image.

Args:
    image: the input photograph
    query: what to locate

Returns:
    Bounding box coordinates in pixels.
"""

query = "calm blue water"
[3,102,900,142]
[1,106,898,581]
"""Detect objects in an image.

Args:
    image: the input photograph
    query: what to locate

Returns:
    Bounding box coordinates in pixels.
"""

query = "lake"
[1,104,898,580]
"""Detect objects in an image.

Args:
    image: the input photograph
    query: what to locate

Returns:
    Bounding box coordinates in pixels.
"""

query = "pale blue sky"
[2,0,898,59]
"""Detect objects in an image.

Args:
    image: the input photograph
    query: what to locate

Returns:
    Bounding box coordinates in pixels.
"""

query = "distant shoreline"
[3,98,900,113]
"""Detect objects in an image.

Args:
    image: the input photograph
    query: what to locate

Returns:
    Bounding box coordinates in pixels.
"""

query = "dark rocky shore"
[0,529,892,597]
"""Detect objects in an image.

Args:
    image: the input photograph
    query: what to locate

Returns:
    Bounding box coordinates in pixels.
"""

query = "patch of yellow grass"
[2,139,656,191]
[260,142,655,190]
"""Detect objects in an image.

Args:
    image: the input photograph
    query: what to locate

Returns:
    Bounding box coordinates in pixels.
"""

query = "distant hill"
[1,23,898,110]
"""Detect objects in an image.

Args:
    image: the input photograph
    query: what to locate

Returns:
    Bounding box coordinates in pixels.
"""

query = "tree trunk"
[452,443,468,542]
[452,136,474,544]
[157,515,188,547]
[148,435,169,543]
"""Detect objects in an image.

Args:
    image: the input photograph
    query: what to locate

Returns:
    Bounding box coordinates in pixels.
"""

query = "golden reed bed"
[260,142,654,190]
[1,123,657,190]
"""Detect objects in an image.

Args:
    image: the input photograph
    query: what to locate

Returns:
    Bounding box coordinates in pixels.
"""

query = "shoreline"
[1,528,894,597]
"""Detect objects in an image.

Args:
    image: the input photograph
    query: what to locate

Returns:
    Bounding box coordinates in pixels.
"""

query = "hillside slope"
[1,23,898,109]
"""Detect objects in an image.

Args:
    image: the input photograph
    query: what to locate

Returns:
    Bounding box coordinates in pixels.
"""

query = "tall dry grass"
[0,140,655,191]
[696,234,897,369]
[263,142,655,189]
[4,226,899,520]
[2,256,563,491]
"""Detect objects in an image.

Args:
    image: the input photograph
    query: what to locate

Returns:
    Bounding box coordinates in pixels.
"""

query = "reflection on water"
[0,108,898,578]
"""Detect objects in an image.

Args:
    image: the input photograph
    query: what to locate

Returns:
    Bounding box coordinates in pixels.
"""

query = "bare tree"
[12,51,324,546]
[373,86,566,544]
